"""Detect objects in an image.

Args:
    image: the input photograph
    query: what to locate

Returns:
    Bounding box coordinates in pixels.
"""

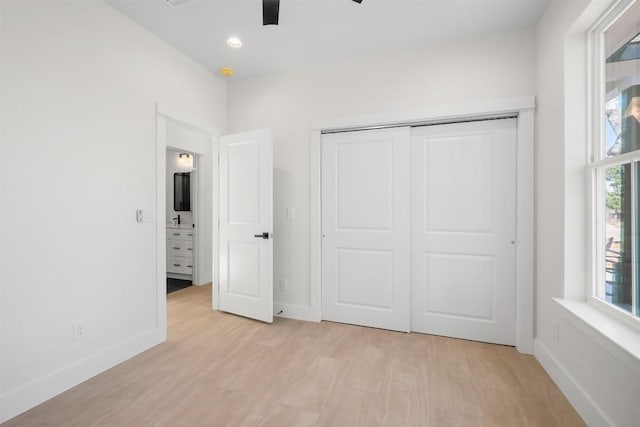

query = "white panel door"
[411,119,516,345]
[219,129,273,323]
[322,127,411,332]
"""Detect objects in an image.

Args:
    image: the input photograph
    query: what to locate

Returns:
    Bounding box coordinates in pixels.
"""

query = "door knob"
[254,232,270,239]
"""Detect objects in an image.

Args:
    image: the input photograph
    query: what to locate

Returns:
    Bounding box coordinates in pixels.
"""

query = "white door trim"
[309,96,535,354]
[156,104,221,339]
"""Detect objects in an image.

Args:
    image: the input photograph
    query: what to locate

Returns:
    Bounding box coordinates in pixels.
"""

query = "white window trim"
[588,0,640,327]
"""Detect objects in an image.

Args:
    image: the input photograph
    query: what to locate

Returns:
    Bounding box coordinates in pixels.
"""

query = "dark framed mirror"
[174,172,191,211]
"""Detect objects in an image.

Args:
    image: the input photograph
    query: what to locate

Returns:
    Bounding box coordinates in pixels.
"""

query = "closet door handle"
[254,232,270,239]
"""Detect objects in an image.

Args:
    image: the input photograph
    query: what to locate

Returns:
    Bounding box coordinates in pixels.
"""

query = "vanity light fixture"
[178,153,194,170]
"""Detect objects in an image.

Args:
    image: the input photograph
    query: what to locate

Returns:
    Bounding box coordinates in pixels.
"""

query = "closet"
[321,118,517,345]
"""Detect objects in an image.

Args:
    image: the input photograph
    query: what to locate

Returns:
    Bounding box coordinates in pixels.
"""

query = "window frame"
[588,0,640,328]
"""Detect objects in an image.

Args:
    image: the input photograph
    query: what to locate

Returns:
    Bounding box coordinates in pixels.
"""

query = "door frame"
[309,96,535,354]
[155,103,221,341]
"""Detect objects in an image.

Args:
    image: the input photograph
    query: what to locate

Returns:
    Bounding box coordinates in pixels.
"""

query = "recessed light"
[227,36,242,48]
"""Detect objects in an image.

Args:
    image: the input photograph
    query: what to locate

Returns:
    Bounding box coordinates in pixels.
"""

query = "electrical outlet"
[286,208,295,220]
[552,320,560,341]
[73,321,87,341]
[279,278,288,292]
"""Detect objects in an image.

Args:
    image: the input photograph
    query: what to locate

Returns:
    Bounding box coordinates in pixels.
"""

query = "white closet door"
[411,119,517,345]
[321,127,411,332]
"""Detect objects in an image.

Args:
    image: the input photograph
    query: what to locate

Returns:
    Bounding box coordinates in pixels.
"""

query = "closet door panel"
[321,127,411,332]
[411,119,517,345]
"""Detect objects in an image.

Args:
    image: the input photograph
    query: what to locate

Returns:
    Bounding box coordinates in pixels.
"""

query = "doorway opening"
[156,106,275,337]
[155,110,220,339]
[166,148,197,294]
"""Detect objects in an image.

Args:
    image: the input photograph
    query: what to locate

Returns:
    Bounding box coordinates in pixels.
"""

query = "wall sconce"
[178,153,194,170]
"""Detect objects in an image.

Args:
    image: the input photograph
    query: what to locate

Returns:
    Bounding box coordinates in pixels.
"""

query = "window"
[592,0,640,319]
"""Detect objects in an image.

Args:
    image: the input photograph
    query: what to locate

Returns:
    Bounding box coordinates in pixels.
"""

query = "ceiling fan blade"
[263,0,280,25]
[352,0,363,3]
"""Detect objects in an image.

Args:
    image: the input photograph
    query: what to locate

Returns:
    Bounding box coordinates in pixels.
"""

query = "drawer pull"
[187,248,193,251]
[187,265,193,268]
[187,233,193,237]
[173,247,180,250]
[173,233,180,236]
[173,263,181,267]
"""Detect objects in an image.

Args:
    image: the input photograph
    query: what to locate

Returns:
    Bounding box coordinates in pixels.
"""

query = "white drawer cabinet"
[167,255,193,275]
[167,227,194,276]
[167,229,194,240]
[167,240,193,257]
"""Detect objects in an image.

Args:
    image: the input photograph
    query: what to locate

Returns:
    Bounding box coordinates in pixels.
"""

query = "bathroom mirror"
[174,172,191,211]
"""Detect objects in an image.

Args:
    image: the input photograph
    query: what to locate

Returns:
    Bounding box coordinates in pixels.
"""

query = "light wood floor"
[4,284,585,426]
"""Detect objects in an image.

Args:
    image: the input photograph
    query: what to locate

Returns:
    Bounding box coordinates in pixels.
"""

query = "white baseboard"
[274,302,319,322]
[534,339,613,427]
[0,328,164,424]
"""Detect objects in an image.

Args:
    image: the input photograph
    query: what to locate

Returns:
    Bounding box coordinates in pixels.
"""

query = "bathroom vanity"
[166,226,194,277]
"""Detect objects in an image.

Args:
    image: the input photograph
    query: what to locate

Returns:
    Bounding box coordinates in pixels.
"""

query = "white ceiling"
[106,0,549,80]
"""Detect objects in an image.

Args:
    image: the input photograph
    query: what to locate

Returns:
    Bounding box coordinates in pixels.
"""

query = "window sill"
[553,298,640,376]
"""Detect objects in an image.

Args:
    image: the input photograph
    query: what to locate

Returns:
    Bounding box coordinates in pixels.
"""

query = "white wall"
[535,1,640,426]
[228,29,536,314]
[0,0,226,421]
